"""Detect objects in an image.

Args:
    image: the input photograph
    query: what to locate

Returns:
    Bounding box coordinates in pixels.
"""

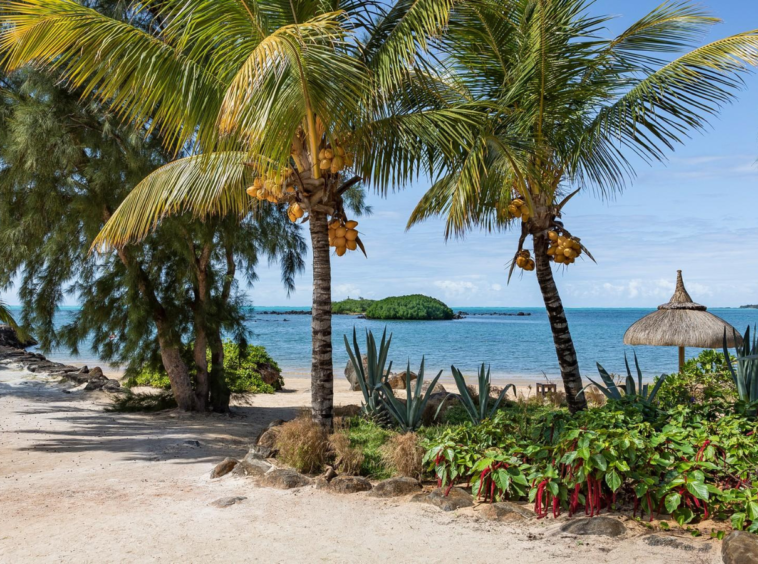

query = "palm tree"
[1,0,466,426]
[407,0,758,413]
[0,299,28,341]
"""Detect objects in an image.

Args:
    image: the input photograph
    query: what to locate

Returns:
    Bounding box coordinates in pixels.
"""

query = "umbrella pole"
[678,346,685,372]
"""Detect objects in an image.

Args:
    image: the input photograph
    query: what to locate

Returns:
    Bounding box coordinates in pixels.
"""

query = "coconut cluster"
[245,167,298,204]
[515,250,535,271]
[547,231,582,265]
[328,219,359,257]
[507,198,531,222]
[318,145,354,174]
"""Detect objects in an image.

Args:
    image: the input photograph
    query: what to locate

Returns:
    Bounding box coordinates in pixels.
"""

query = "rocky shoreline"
[0,325,123,393]
[256,310,533,318]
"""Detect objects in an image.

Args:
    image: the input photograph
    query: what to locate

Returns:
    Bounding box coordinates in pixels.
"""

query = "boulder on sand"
[344,355,369,391]
[722,531,758,564]
[387,370,418,390]
[480,502,535,521]
[411,487,473,511]
[369,477,422,498]
[320,475,372,494]
[210,458,239,479]
[560,517,626,537]
[259,469,312,490]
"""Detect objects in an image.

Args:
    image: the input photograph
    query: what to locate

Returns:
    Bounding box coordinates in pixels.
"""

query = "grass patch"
[340,416,395,478]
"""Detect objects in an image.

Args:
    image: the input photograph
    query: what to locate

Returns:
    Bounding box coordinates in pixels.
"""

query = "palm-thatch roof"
[623,271,742,348]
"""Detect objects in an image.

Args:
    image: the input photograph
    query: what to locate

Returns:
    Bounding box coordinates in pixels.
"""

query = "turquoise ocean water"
[16,306,758,383]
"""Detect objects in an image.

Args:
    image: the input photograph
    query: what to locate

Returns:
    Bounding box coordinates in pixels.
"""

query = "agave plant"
[723,326,758,415]
[438,364,514,424]
[344,328,393,418]
[379,358,443,433]
[587,352,666,403]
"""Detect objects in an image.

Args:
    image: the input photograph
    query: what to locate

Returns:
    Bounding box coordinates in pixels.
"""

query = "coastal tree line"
[0,0,757,424]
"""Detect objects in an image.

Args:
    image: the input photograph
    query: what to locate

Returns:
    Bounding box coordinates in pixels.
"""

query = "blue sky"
[3,1,758,309]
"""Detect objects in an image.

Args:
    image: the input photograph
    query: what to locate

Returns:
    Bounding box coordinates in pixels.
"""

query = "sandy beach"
[0,364,723,564]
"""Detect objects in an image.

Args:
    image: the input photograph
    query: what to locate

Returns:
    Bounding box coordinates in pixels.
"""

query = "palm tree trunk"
[533,232,587,413]
[309,210,334,429]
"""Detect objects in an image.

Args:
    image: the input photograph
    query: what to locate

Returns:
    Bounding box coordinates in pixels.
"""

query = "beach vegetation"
[107,391,178,413]
[125,342,282,394]
[724,326,758,415]
[586,353,667,406]
[405,0,758,414]
[337,417,395,479]
[332,298,374,315]
[365,295,454,321]
[345,328,392,419]
[380,433,424,479]
[327,429,365,476]
[0,300,28,341]
[441,363,515,425]
[655,350,735,409]
[274,417,329,474]
[0,0,463,429]
[379,359,444,433]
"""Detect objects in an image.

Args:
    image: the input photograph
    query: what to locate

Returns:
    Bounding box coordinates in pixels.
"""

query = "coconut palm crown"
[407,0,758,412]
[0,0,474,426]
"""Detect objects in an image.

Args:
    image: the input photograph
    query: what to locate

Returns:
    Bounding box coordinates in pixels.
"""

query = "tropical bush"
[332,298,375,315]
[423,399,758,533]
[365,295,454,321]
[125,342,282,394]
[656,350,736,409]
[724,326,758,415]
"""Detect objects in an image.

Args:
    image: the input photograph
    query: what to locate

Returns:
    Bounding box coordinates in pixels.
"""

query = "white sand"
[0,365,720,563]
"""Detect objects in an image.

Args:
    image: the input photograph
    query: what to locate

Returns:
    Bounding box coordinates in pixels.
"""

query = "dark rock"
[321,475,372,494]
[722,531,758,564]
[258,363,283,390]
[643,535,708,553]
[259,469,312,489]
[232,456,272,478]
[480,502,536,521]
[210,457,239,479]
[411,487,473,511]
[344,355,369,391]
[257,427,281,450]
[369,477,422,498]
[210,496,246,508]
[388,370,418,390]
[88,367,104,379]
[77,366,89,374]
[102,379,121,392]
[420,381,446,395]
[0,325,37,348]
[248,445,273,459]
[84,375,108,391]
[422,392,458,426]
[560,517,626,537]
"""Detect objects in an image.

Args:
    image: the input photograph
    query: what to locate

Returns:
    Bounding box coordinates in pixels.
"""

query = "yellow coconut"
[346,239,357,251]
[331,155,345,170]
[547,247,556,256]
[334,236,347,248]
[291,203,304,218]
[318,148,326,160]
[345,229,358,241]
[335,227,347,238]
[320,158,332,170]
[548,231,558,241]
[253,177,264,190]
[345,220,358,229]
[335,246,347,257]
[246,186,257,197]
[516,256,527,268]
[324,148,334,159]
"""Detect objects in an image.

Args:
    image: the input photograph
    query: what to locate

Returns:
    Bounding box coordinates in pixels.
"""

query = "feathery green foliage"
[0,299,27,340]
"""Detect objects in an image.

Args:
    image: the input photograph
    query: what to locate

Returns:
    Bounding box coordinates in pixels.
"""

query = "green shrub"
[124,341,282,394]
[656,350,736,409]
[423,400,758,532]
[333,298,375,314]
[365,294,454,320]
[107,392,177,412]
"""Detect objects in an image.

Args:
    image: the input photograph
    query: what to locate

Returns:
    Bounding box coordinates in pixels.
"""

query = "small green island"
[333,294,454,320]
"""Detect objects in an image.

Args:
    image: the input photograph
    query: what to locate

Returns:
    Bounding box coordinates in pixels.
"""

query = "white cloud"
[333,284,363,300]
[433,280,479,298]
[491,283,502,292]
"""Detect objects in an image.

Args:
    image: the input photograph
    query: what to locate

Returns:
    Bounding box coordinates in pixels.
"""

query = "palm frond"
[93,152,255,250]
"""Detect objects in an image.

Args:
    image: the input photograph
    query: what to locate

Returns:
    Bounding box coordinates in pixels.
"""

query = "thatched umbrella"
[624,270,742,371]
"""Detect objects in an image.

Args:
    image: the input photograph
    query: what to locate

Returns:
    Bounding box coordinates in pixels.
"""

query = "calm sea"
[17,306,758,384]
